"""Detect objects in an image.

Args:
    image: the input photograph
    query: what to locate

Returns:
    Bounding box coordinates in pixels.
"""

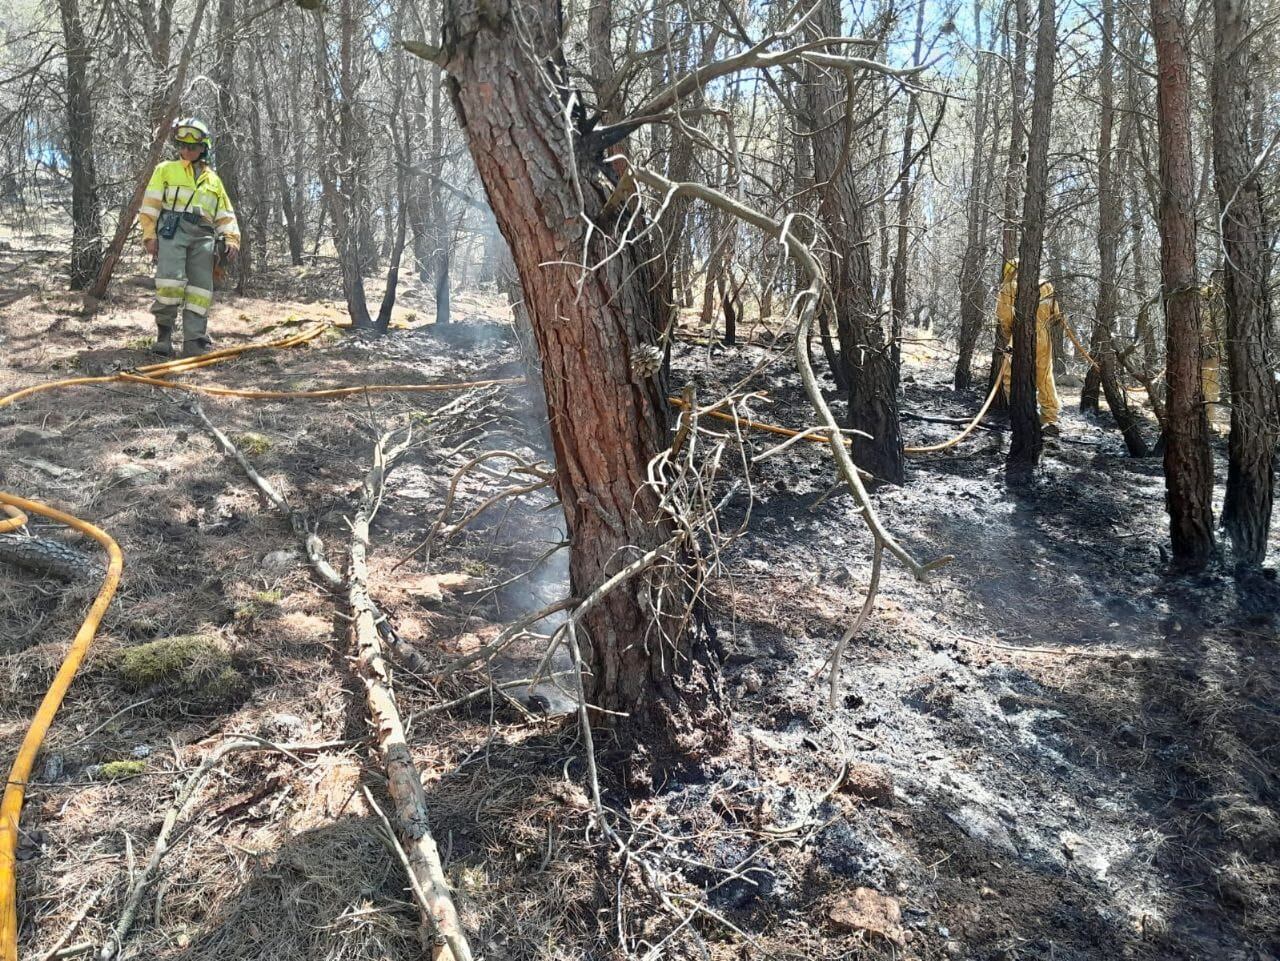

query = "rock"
[945,941,963,957]
[829,887,904,946]
[260,712,306,738]
[839,761,895,807]
[262,549,300,575]
[946,804,1019,855]
[980,885,997,900]
[40,754,64,782]
[20,457,78,480]
[113,463,160,487]
[741,668,763,693]
[14,427,62,447]
[1060,831,1110,879]
[130,744,152,759]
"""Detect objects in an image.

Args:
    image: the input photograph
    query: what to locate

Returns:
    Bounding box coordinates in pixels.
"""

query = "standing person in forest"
[997,259,1064,436]
[1199,272,1225,427]
[138,118,240,357]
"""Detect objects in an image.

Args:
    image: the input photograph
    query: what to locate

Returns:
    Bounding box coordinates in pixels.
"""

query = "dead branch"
[394,450,553,569]
[348,429,472,961]
[627,164,951,582]
[814,541,883,707]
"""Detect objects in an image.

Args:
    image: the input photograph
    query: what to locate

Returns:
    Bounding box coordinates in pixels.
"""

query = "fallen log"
[350,430,471,961]
[0,534,103,582]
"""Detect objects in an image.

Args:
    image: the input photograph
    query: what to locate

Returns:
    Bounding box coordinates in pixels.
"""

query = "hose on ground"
[0,493,123,961]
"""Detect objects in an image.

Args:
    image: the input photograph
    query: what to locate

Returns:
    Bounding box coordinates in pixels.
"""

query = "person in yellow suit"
[137,118,240,357]
[1200,275,1225,427]
[996,259,1063,436]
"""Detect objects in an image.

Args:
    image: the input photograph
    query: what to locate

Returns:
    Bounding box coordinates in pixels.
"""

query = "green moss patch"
[235,432,272,456]
[98,760,146,780]
[115,634,247,709]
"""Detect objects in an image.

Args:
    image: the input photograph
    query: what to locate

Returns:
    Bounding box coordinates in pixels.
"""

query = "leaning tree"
[423,0,931,746]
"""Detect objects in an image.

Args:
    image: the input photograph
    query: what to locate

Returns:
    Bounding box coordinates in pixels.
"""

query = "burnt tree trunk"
[889,1,927,375]
[1093,0,1148,456]
[807,0,904,484]
[58,0,101,290]
[988,0,1029,406]
[214,0,246,290]
[1213,0,1276,567]
[1006,0,1056,483]
[955,0,992,391]
[439,0,720,742]
[1151,0,1215,568]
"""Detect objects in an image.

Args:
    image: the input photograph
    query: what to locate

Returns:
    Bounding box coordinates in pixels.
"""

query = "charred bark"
[1005,0,1056,483]
[440,0,722,746]
[1151,0,1215,568]
[806,0,905,484]
[1212,0,1276,567]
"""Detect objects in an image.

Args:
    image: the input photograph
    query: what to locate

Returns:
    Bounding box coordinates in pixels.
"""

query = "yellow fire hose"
[0,324,328,410]
[0,507,27,535]
[668,353,1013,459]
[0,319,530,959]
[0,494,123,961]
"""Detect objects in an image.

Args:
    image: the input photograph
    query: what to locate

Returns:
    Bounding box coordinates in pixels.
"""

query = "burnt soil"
[2,242,1277,961]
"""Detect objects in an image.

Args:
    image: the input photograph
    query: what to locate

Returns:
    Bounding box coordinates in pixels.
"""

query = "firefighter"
[138,118,239,357]
[996,259,1064,436]
[1200,274,1225,426]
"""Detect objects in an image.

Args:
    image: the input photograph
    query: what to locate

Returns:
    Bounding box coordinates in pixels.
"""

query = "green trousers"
[150,216,216,343]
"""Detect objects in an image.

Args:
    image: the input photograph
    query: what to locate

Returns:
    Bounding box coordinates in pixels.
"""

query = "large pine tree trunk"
[439,0,720,742]
[58,0,101,290]
[806,0,905,484]
[1212,0,1276,567]
[1151,0,1215,568]
[1005,0,1056,483]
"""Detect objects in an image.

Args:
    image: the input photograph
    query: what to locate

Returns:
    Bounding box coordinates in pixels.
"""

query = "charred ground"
[1,242,1277,960]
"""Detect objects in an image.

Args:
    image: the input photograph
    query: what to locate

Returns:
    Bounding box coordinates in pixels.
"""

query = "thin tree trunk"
[214,0,246,290]
[890,0,927,375]
[1093,0,1148,456]
[1006,0,1056,483]
[1151,0,1215,568]
[955,0,991,391]
[313,0,372,327]
[59,0,102,290]
[988,0,1029,405]
[808,0,904,483]
[1213,0,1275,567]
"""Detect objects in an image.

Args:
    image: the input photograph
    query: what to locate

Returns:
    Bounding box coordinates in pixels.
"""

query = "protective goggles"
[174,127,206,144]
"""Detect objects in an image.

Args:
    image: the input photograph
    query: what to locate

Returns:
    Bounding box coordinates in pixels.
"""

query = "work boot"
[150,327,174,356]
[1042,422,1060,438]
[182,336,213,358]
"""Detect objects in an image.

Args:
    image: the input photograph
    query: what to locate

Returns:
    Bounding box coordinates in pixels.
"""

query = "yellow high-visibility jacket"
[996,278,1062,340]
[138,159,240,247]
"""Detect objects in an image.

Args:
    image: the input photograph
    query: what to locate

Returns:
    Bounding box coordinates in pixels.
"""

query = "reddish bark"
[441,0,720,745]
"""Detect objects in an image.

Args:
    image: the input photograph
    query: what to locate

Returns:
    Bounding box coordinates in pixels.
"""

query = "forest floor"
[2,238,1278,961]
